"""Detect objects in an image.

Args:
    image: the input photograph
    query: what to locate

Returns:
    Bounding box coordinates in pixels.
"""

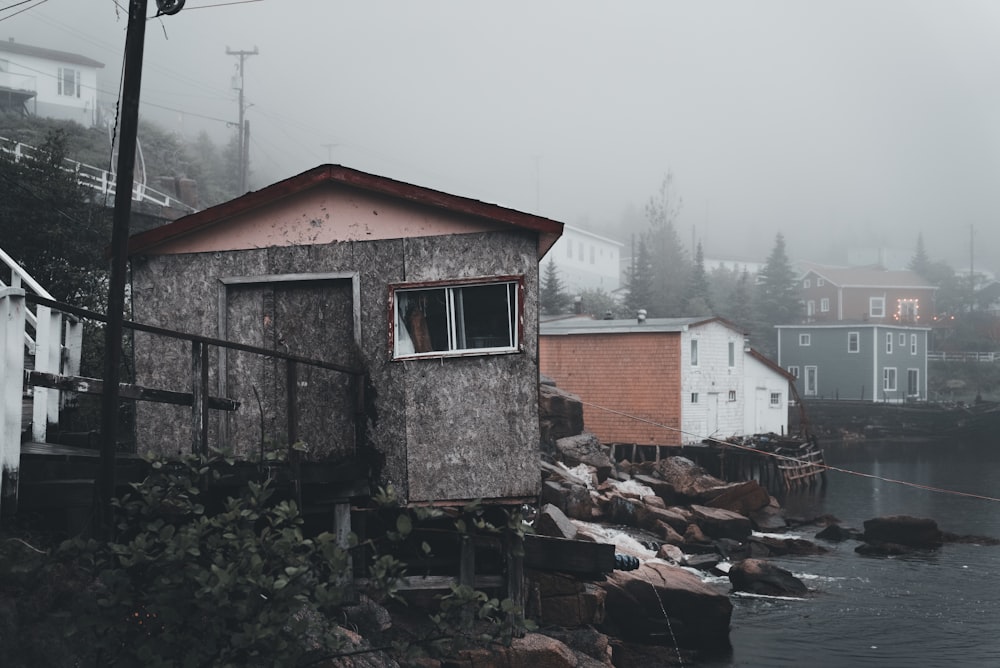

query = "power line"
[0,0,48,22]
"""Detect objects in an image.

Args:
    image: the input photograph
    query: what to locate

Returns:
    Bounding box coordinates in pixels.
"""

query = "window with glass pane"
[393,280,519,358]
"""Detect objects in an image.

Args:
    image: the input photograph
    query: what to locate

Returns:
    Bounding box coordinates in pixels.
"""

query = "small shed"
[126,164,563,505]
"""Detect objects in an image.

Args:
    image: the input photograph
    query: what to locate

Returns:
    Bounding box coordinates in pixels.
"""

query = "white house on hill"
[546,224,623,294]
[0,38,104,127]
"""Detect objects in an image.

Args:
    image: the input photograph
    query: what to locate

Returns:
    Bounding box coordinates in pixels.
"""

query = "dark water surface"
[701,438,1000,668]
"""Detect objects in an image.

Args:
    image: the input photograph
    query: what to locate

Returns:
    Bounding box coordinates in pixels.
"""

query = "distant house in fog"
[797,264,936,325]
[0,38,104,126]
[546,225,623,294]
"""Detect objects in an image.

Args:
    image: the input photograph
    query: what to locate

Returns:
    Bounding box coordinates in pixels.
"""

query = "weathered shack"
[127,165,563,505]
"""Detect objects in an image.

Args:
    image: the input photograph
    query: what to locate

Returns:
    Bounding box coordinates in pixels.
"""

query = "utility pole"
[101,0,186,538]
[227,46,257,193]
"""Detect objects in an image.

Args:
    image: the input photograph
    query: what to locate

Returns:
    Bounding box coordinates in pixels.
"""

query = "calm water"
[701,438,1000,668]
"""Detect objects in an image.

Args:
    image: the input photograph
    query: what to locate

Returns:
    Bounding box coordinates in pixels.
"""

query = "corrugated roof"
[540,315,740,336]
[0,39,104,68]
[127,164,565,259]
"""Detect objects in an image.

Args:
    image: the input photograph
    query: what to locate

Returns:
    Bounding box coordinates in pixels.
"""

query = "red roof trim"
[127,164,564,258]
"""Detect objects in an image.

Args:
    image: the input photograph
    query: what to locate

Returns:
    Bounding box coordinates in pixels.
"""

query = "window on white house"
[799,333,811,346]
[820,298,830,312]
[770,392,782,406]
[886,332,893,354]
[848,331,860,353]
[690,339,699,366]
[58,67,80,97]
[911,334,918,355]
[883,367,897,391]
[728,341,736,367]
[691,392,699,403]
[728,390,737,402]
[392,278,520,359]
[870,296,886,318]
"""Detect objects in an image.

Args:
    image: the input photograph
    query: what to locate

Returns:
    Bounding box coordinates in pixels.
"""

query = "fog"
[6,1,1000,271]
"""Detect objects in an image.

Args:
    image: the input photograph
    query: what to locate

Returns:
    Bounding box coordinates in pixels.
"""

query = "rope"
[648,581,684,666]
[578,399,1000,504]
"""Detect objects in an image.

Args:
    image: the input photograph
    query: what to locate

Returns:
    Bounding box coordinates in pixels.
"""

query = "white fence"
[927,351,999,363]
[0,135,197,213]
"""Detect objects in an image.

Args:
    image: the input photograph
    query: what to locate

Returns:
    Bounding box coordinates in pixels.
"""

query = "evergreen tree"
[539,259,571,315]
[909,232,932,279]
[578,288,626,319]
[643,173,690,316]
[723,267,754,335]
[624,233,654,315]
[754,233,800,354]
[685,241,713,316]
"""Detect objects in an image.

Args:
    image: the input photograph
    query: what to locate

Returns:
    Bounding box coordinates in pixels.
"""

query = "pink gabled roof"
[127,164,564,259]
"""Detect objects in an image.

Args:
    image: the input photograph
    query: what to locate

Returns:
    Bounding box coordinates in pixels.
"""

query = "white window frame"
[899,333,906,346]
[883,367,897,392]
[806,300,815,317]
[870,296,886,318]
[58,67,80,97]
[803,278,811,289]
[799,333,811,346]
[690,339,699,366]
[885,332,893,354]
[907,368,920,397]
[391,276,522,360]
[787,365,800,379]
[690,392,699,404]
[770,392,782,406]
[820,298,830,312]
[804,365,818,396]
[728,390,737,402]
[728,341,736,367]
[848,331,860,353]
[910,334,918,355]
[817,278,825,287]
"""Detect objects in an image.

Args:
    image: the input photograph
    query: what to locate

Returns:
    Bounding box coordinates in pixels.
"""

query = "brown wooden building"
[126,164,563,506]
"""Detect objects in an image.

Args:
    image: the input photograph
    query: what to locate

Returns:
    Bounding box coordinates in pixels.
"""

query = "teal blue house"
[776,323,930,402]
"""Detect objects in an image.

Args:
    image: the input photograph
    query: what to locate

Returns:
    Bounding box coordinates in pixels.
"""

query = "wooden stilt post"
[0,288,26,518]
[505,529,525,637]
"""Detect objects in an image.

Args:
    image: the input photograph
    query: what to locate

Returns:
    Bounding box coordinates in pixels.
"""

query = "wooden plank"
[0,288,26,518]
[523,534,616,575]
[26,370,239,411]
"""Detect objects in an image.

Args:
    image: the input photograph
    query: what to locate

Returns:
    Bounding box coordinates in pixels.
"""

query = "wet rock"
[540,627,614,667]
[816,523,862,542]
[599,562,733,649]
[748,498,787,532]
[728,558,808,597]
[705,480,771,515]
[652,457,727,503]
[527,571,607,628]
[862,515,943,548]
[539,380,584,451]
[451,632,579,667]
[683,553,721,572]
[656,543,685,563]
[542,479,597,522]
[536,503,579,540]
[555,433,615,483]
[746,535,828,557]
[688,505,753,542]
[653,520,685,546]
[632,474,677,504]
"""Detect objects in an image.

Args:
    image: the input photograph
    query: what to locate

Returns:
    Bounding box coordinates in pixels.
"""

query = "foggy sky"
[6,1,1000,272]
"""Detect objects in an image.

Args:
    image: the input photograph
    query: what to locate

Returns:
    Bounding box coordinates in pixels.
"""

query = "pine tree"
[685,241,713,316]
[908,232,932,279]
[539,258,571,315]
[624,234,654,315]
[643,173,690,316]
[754,233,800,354]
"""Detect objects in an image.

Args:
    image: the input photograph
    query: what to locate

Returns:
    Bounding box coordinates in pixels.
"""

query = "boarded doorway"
[221,275,359,459]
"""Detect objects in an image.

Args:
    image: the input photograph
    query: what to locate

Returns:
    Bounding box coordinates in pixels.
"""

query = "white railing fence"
[927,351,1000,363]
[0,135,197,213]
[0,246,82,444]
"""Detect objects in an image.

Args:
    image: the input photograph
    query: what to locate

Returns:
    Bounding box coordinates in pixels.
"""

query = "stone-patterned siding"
[539,332,683,446]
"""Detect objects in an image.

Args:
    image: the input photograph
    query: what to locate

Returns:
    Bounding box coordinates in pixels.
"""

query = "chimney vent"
[637,309,647,324]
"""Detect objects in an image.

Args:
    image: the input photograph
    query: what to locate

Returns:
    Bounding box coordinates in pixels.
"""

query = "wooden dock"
[681,435,827,497]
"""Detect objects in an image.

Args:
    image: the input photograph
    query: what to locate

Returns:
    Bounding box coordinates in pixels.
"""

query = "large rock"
[706,480,772,515]
[535,503,579,540]
[598,562,732,649]
[862,515,943,548]
[728,558,808,597]
[555,433,615,483]
[539,379,585,450]
[652,457,728,503]
[689,504,752,542]
[451,632,581,667]
[541,480,597,521]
